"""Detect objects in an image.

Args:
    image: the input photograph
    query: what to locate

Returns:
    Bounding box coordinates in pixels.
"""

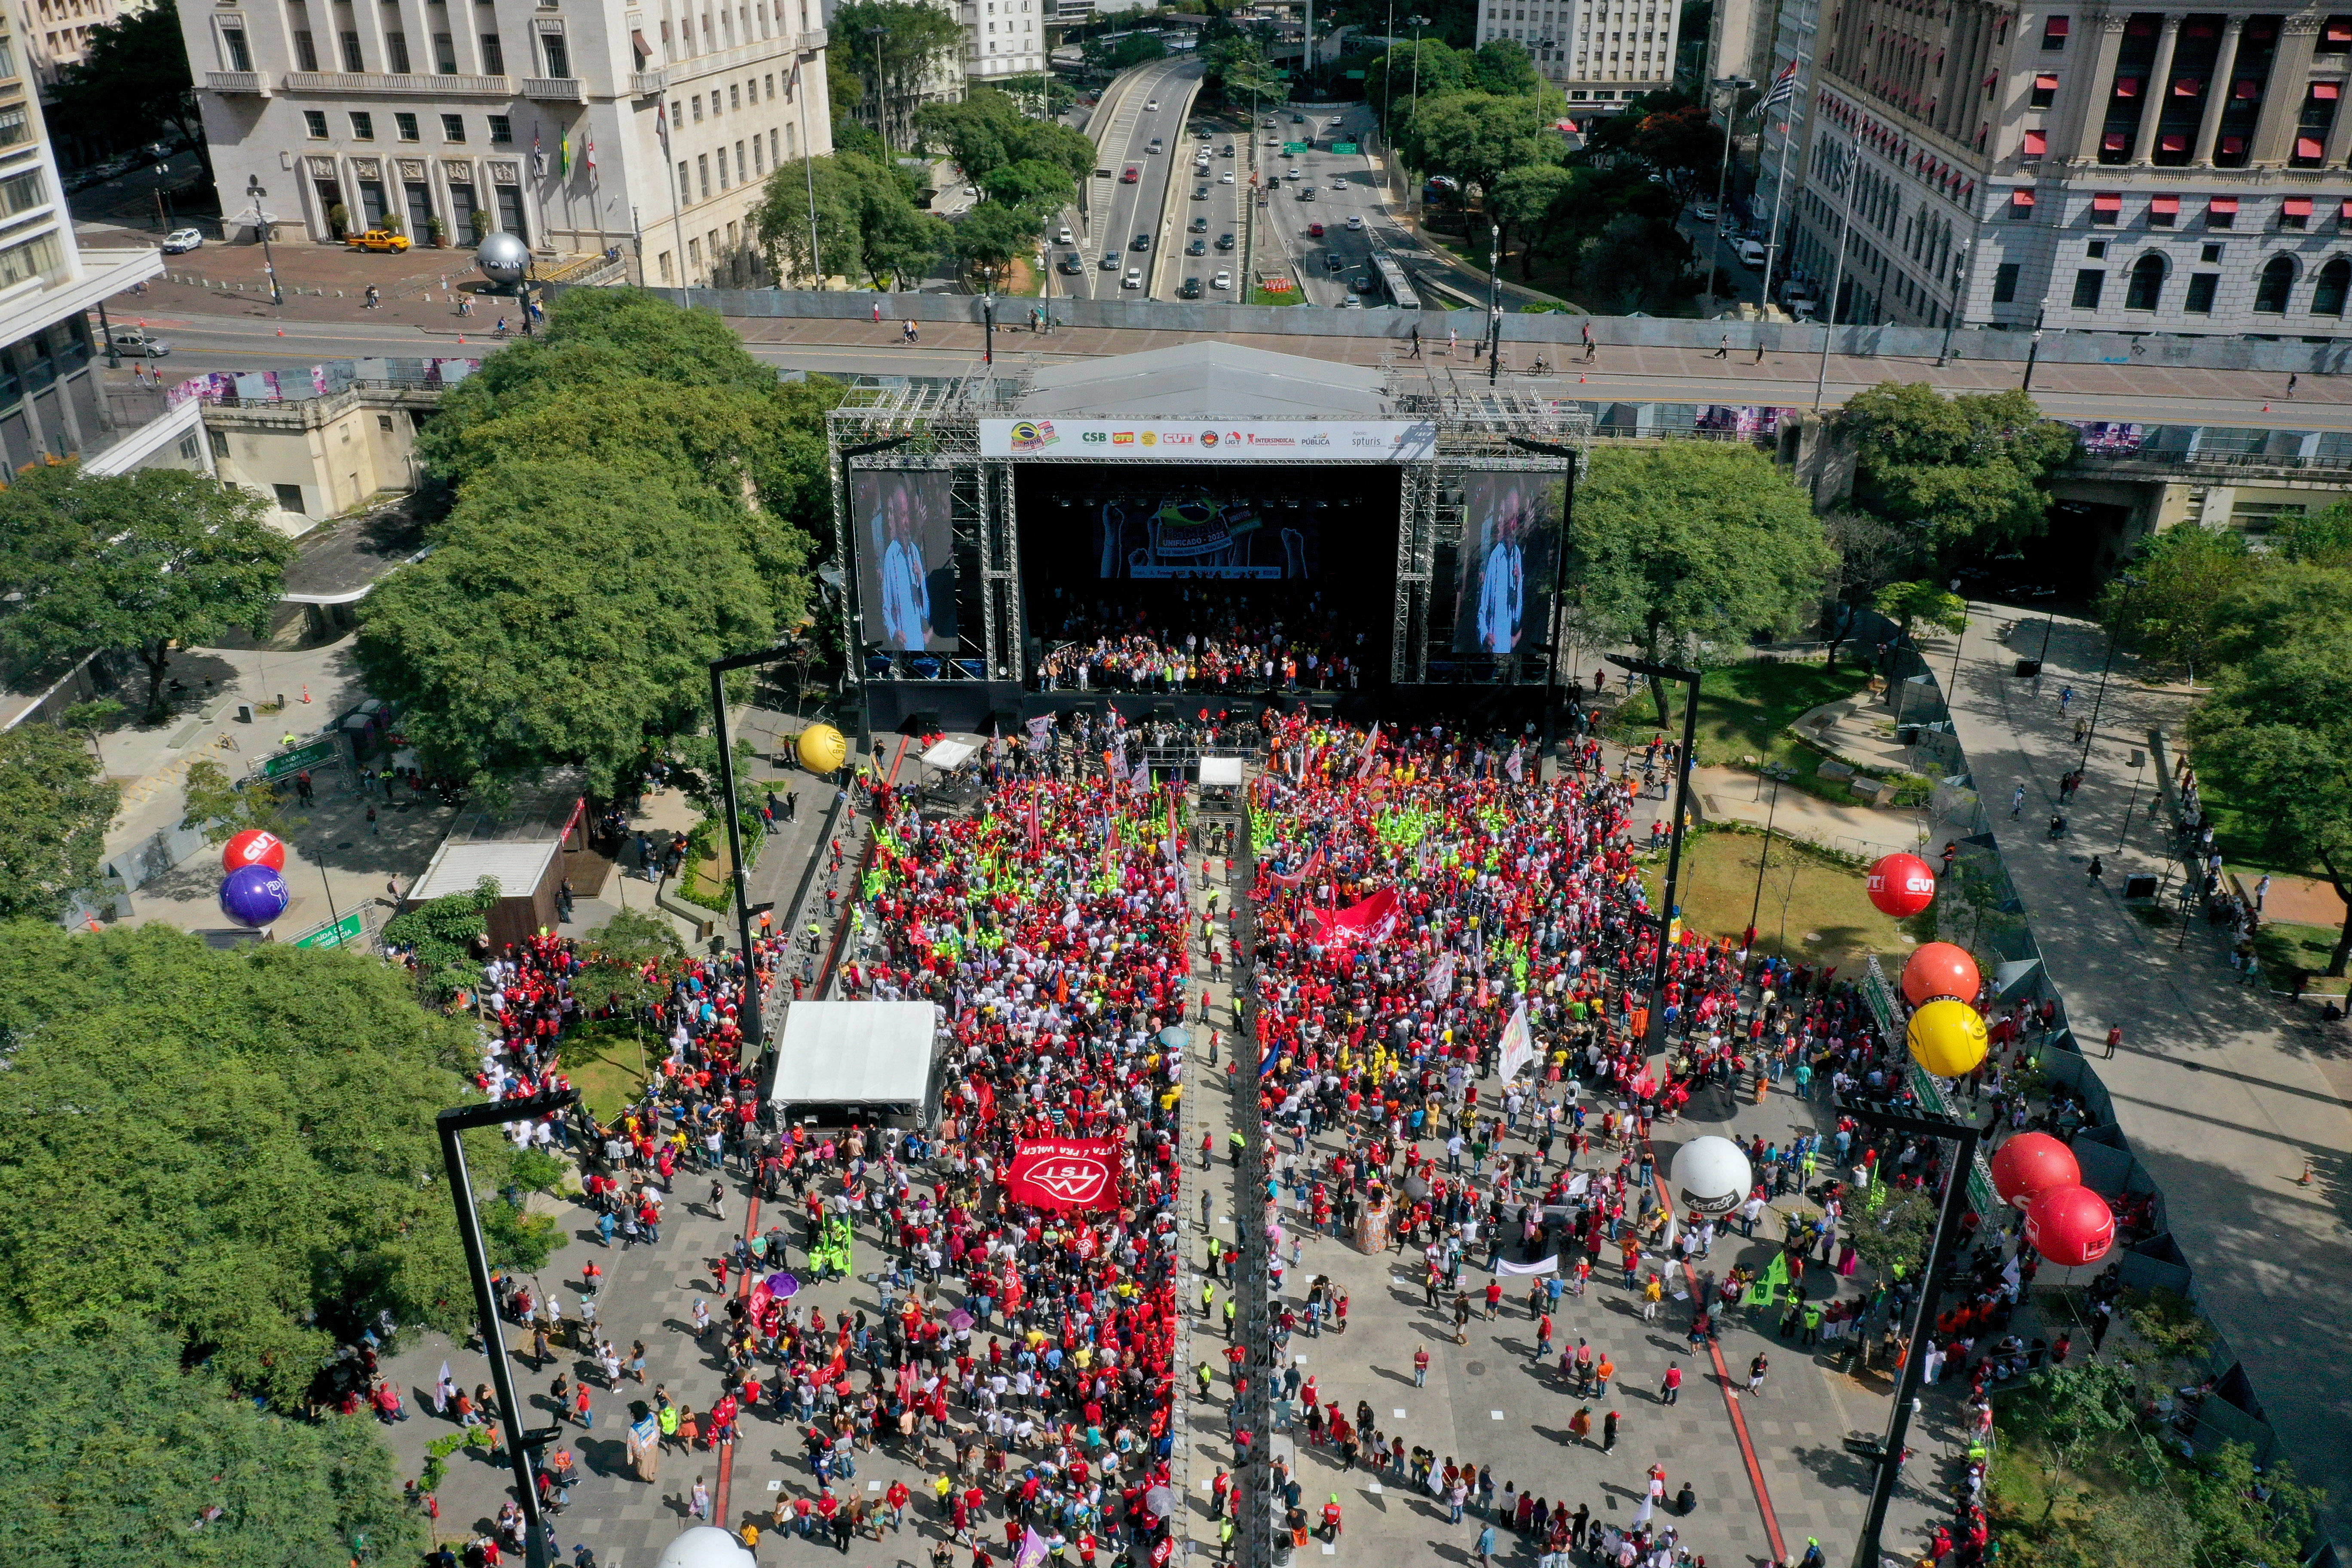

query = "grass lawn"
[1609,658,1900,806]
[1251,285,1302,306]
[561,1024,649,1121]
[2252,920,2350,994]
[1638,827,1928,976]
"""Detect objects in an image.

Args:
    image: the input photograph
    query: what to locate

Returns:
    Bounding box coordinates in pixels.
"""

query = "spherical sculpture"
[1669,1135,1753,1216]
[473,230,531,285]
[655,1525,756,1568]
[1991,1131,2082,1213]
[1866,852,1938,918]
[1901,941,1980,1007]
[1906,997,1989,1078]
[222,828,288,874]
[2024,1183,2116,1268]
[796,723,848,775]
[219,863,291,928]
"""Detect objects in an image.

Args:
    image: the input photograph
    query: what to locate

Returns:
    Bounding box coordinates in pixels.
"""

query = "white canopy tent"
[767,1000,941,1128]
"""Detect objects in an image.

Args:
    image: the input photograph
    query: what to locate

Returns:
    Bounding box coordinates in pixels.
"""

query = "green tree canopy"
[1471,37,1538,94]
[2095,525,2264,675]
[0,1323,420,1568]
[1874,578,1968,642]
[49,0,199,150]
[1365,39,1469,134]
[753,151,949,288]
[1404,90,1560,200]
[1566,442,1836,718]
[0,465,292,719]
[831,0,965,149]
[0,723,118,922]
[1577,211,1693,314]
[1837,382,2077,554]
[916,87,1093,186]
[0,922,485,1405]
[1488,162,1578,279]
[2273,499,2352,568]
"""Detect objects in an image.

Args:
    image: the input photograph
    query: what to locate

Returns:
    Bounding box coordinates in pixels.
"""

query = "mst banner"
[851,469,957,652]
[1005,1138,1123,1212]
[1452,472,1560,656]
[980,418,1439,462]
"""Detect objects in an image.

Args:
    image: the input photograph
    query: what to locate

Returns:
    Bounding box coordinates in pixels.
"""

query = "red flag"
[1304,886,1402,948]
[1006,1139,1121,1212]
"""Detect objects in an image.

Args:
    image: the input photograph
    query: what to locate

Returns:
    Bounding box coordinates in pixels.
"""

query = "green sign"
[1344,70,1365,80]
[1283,141,1308,154]
[1332,141,1360,153]
[294,908,365,950]
[264,738,338,779]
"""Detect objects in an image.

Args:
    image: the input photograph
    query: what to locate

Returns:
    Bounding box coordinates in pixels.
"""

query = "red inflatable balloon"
[223,828,288,873]
[1991,1131,2081,1212]
[2025,1183,2115,1268]
[1866,853,1937,918]
[1901,941,1981,1006]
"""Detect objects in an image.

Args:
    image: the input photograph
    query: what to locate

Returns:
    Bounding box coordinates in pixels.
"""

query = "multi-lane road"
[1052,57,1217,303]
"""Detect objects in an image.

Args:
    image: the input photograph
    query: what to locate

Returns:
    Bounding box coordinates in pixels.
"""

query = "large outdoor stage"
[827,341,1585,736]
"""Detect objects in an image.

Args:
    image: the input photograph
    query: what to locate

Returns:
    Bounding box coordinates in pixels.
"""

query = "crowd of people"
[1032,591,1366,694]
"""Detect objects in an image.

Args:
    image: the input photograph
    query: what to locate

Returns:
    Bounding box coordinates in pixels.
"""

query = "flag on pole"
[1504,744,1525,783]
[655,99,671,157]
[559,133,572,178]
[1497,1001,1534,1080]
[532,128,547,178]
[585,133,596,174]
[1424,952,1455,999]
[1355,723,1383,779]
[1758,57,1799,112]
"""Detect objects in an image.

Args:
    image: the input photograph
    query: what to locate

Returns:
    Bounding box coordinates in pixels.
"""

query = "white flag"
[1497,1001,1535,1081]
[1504,744,1525,783]
[1424,952,1455,999]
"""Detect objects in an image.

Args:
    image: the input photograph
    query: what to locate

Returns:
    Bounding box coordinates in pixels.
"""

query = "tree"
[1365,39,1469,135]
[0,466,292,721]
[1566,442,1835,720]
[380,874,500,999]
[1837,381,2077,555]
[754,152,949,288]
[1202,33,1283,101]
[1820,508,1920,668]
[952,199,1048,281]
[1625,100,1721,201]
[181,757,305,846]
[578,906,685,1076]
[1874,578,1968,644]
[981,157,1078,214]
[1406,90,1556,202]
[48,0,199,151]
[830,0,965,150]
[1488,163,1578,279]
[1576,212,1691,314]
[2184,616,2352,974]
[1470,37,1537,94]
[0,921,483,1406]
[0,1323,421,1568]
[916,88,1093,187]
[1846,1184,1936,1286]
[0,723,118,922]
[2024,1362,2135,1520]
[2273,499,2352,568]
[2096,525,2265,677]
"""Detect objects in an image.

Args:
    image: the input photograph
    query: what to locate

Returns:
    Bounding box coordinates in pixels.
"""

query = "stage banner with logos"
[980,418,1439,462]
[1005,1138,1123,1211]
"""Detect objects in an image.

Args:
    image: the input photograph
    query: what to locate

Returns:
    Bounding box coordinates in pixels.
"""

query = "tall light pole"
[1700,75,1753,320]
[1810,134,1855,411]
[868,23,890,150]
[1608,652,1702,1060]
[1936,237,1973,364]
[1382,0,1397,127]
[1408,15,1428,120]
[2075,574,2138,771]
[245,175,284,309]
[1485,219,1503,383]
[1746,761,1792,949]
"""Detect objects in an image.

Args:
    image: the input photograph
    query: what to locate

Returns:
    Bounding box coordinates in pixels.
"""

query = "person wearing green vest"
[657,1402,681,1452]
[1223,1297,1237,1337]
[1219,1516,1236,1559]
[1229,1130,1248,1166]
[1202,1281,1217,1320]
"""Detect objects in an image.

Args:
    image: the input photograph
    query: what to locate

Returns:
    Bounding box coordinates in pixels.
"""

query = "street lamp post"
[1608,653,1702,1060]
[1809,138,1854,411]
[2075,579,2135,771]
[1745,762,1792,948]
[2021,301,2048,390]
[1700,76,1753,321]
[1409,16,1428,120]
[246,175,284,309]
[868,24,890,150]
[1485,220,1503,384]
[981,290,996,364]
[1936,238,1973,365]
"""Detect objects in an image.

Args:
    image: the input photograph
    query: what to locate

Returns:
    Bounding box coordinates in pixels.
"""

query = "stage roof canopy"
[1018,341,1389,421]
[769,1000,939,1113]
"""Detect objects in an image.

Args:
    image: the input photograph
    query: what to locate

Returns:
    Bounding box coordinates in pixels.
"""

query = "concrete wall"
[206,389,423,532]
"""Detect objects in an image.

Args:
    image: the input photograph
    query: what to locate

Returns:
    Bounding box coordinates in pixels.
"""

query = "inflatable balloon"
[1906,997,1989,1078]
[222,827,288,873]
[1669,1135,1753,1216]
[1901,941,1980,1007]
[2024,1182,2116,1268]
[1991,1131,2082,1213]
[219,863,291,928]
[796,723,848,775]
[1866,852,1938,918]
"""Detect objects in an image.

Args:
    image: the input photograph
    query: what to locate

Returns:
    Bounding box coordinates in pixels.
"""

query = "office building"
[1479,0,1683,116]
[182,0,830,286]
[1777,3,2352,334]
[19,0,141,84]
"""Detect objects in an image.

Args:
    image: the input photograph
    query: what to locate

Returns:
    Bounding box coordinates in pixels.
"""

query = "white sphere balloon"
[657,1526,756,1568]
[1669,1135,1753,1216]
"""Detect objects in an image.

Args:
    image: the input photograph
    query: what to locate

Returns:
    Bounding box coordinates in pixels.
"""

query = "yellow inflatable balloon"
[1907,997,1989,1078]
[796,723,848,775]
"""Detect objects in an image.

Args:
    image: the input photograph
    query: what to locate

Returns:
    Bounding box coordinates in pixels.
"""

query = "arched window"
[2125,252,2165,309]
[2314,257,2351,317]
[2254,255,2296,313]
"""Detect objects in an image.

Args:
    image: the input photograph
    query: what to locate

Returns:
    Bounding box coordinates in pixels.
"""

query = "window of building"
[304,108,330,137]
[658,249,673,282]
[435,31,456,70]
[480,31,503,70]
[540,29,570,76]
[341,30,364,69]
[0,107,24,150]
[2124,252,2164,309]
[395,111,420,140]
[2031,71,2057,107]
[2091,191,2120,225]
[2086,239,2109,258]
[1992,260,2020,302]
[2315,256,2351,315]
[2008,187,2035,219]
[0,169,42,216]
[386,30,410,70]
[178,432,203,462]
[294,28,319,68]
[2202,242,2224,261]
[2283,197,2313,229]
[2208,197,2236,229]
[697,152,709,198]
[2042,15,2067,48]
[2071,267,2104,308]
[0,231,61,288]
[730,83,740,109]
[677,158,689,199]
[208,428,230,459]
[2022,128,2047,158]
[765,72,774,97]
[221,25,252,69]
[351,110,376,138]
[692,94,703,121]
[2254,254,2294,312]
[717,145,729,188]
[2320,14,2352,52]
[2150,193,2178,227]
[0,35,15,78]
[688,237,701,271]
[273,484,306,513]
[489,113,512,141]
[442,112,465,139]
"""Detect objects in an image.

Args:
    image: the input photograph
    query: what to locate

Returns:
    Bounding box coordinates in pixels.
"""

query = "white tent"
[768,1000,940,1127]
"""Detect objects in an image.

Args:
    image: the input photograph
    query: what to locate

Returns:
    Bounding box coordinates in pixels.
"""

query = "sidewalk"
[1932,604,2352,1542]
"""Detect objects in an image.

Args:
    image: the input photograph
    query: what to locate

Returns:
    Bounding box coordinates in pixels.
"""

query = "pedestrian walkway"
[1934,604,2352,1542]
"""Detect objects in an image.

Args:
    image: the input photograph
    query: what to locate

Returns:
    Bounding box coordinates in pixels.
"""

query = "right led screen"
[1452,472,1559,657]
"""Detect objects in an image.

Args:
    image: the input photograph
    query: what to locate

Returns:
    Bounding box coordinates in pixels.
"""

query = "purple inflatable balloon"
[220,863,291,927]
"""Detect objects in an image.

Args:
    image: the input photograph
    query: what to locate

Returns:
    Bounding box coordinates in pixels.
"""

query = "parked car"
[161,226,205,253]
[106,328,171,356]
[1739,238,1767,268]
[1691,200,1718,222]
[346,228,411,252]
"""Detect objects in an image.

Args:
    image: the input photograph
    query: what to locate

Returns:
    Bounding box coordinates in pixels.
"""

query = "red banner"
[1006,1138,1122,1212]
[1305,885,1402,948]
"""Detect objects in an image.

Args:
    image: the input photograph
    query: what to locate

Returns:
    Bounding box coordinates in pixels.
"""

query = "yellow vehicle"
[345,227,411,253]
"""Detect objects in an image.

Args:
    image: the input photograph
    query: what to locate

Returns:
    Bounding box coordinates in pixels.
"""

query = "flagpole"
[796,60,824,288]
[659,101,690,295]
[1758,51,1810,312]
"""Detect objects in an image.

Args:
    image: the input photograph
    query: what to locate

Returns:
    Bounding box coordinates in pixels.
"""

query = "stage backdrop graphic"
[1452,472,1559,657]
[852,470,958,653]
[1090,488,1318,582]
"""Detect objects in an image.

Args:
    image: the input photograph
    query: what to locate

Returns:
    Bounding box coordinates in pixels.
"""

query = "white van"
[1739,239,1768,270]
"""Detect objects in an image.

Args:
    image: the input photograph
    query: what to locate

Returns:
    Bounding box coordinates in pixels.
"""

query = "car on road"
[1178,276,1202,298]
[1215,232,1235,250]
[1264,117,1277,128]
[1189,215,1209,232]
[346,227,411,252]
[1354,275,1381,293]
[1738,238,1767,268]
[162,226,205,253]
[1292,112,1305,122]
[1057,253,1083,274]
[1147,138,1163,153]
[1691,201,1718,222]
[1133,231,1152,249]
[1123,266,1144,288]
[1298,186,1316,201]
[1101,251,1121,270]
[1307,221,1324,237]
[1221,144,1234,156]
[1056,226,1074,245]
[1284,168,1300,180]
[1212,269,1232,290]
[1193,185,1208,199]
[106,328,171,356]
[1346,214,1364,231]
[1330,179,1347,191]
[1121,166,1140,182]
[1219,172,1235,184]
[1186,238,1207,254]
[1325,253,1344,272]
[1145,99,1161,110]
[1339,294,1363,307]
